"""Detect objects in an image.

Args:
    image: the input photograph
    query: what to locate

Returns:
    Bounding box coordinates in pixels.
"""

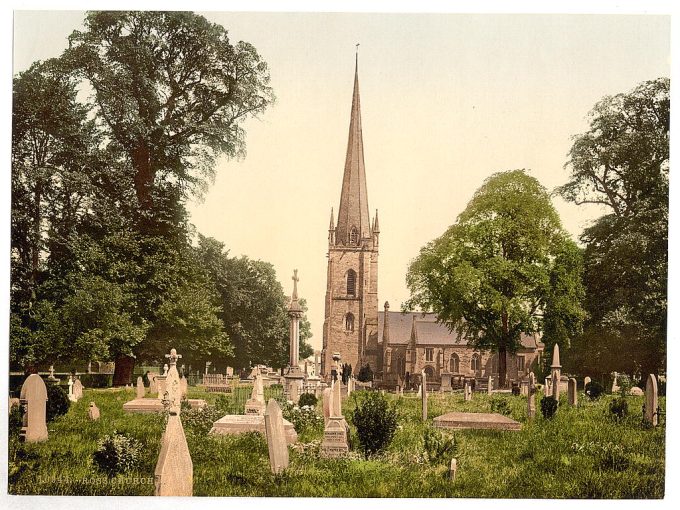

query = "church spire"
[335,49,370,246]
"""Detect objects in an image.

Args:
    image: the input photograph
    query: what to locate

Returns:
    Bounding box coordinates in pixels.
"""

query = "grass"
[8,386,665,498]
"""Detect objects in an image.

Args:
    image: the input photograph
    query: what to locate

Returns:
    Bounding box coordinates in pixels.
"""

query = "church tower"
[321,53,380,380]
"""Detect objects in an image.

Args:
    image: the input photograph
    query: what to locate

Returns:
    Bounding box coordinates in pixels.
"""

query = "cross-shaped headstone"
[292,269,299,299]
[165,348,182,366]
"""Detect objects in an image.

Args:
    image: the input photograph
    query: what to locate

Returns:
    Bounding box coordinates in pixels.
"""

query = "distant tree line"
[11,11,312,382]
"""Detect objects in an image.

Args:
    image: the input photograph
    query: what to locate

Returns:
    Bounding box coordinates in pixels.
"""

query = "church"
[320,57,544,390]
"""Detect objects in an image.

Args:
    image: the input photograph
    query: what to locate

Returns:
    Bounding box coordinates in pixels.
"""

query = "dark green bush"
[78,374,113,388]
[423,427,458,465]
[490,397,511,416]
[511,385,520,396]
[46,384,70,422]
[9,404,22,437]
[609,397,629,420]
[351,391,397,458]
[585,381,604,400]
[92,432,143,477]
[540,396,558,419]
[298,392,318,408]
[357,364,374,382]
[181,405,224,436]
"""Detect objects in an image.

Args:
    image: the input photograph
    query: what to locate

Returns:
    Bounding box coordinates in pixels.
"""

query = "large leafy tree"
[406,170,585,387]
[557,78,669,379]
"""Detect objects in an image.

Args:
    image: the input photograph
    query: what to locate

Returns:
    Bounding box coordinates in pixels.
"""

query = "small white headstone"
[264,399,289,474]
[487,375,493,395]
[421,370,428,421]
[88,401,100,421]
[644,374,659,426]
[568,378,578,406]
[136,376,145,399]
[584,376,591,391]
[449,458,457,482]
[527,372,536,419]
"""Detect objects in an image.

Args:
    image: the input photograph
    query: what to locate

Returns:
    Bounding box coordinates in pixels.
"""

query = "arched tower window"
[450,353,460,374]
[471,353,481,373]
[345,313,355,332]
[346,269,356,296]
[349,226,358,245]
[424,365,435,378]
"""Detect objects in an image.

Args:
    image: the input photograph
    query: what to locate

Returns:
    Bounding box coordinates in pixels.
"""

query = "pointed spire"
[373,209,380,233]
[551,343,561,368]
[336,49,370,246]
[329,208,335,230]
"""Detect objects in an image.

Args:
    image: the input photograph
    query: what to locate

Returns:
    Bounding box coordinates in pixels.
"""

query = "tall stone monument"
[568,378,578,406]
[284,269,306,402]
[20,374,48,443]
[644,374,659,427]
[321,379,349,457]
[550,344,562,400]
[154,347,193,496]
[421,370,428,421]
[264,399,289,474]
[527,372,536,419]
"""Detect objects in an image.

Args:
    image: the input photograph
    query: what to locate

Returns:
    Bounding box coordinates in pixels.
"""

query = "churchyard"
[9,373,665,498]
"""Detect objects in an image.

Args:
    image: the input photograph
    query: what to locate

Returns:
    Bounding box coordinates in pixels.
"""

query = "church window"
[517,355,525,372]
[424,365,435,378]
[425,348,434,362]
[471,353,481,372]
[346,269,356,296]
[349,226,358,245]
[450,354,460,373]
[345,313,355,332]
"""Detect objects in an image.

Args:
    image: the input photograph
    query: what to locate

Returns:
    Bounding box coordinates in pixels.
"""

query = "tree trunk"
[112,355,136,386]
[499,311,509,388]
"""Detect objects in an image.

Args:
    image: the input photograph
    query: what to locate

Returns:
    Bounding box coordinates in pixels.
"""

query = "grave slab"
[123,398,206,413]
[210,414,298,444]
[433,412,521,431]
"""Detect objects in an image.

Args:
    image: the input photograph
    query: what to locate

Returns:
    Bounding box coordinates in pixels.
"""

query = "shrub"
[351,391,397,458]
[609,397,629,421]
[490,397,511,416]
[92,432,143,477]
[511,385,520,396]
[181,405,224,436]
[585,381,604,400]
[298,393,318,408]
[357,364,374,382]
[423,427,458,465]
[281,402,323,433]
[78,374,112,388]
[214,394,240,415]
[46,384,70,422]
[9,404,22,437]
[540,396,558,419]
[616,373,633,397]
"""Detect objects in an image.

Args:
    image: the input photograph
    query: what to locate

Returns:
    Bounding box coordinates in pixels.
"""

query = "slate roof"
[377,311,542,349]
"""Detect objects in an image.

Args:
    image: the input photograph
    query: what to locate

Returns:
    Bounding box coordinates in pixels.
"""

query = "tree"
[406,170,585,387]
[557,78,669,379]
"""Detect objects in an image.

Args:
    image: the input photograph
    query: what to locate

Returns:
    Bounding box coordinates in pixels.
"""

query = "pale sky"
[12,10,671,353]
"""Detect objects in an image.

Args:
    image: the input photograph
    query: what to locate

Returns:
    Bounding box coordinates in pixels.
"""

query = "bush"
[281,402,323,433]
[181,405,224,436]
[540,396,558,419]
[423,427,458,465]
[298,393,318,408]
[92,432,143,477]
[490,397,511,416]
[585,381,604,400]
[511,385,520,396]
[46,384,70,422]
[616,373,632,397]
[9,404,22,437]
[78,374,112,388]
[609,397,629,421]
[351,391,397,458]
[357,364,374,382]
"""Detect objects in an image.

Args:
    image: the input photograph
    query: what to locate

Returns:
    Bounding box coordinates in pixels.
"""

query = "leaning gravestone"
[422,370,428,421]
[137,376,146,399]
[264,399,289,474]
[88,402,100,421]
[19,374,48,443]
[568,378,578,406]
[154,348,193,496]
[644,374,659,427]
[527,372,536,419]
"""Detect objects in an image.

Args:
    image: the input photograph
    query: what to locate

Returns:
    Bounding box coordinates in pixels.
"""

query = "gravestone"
[322,386,332,425]
[321,378,349,458]
[422,370,428,421]
[226,366,234,377]
[449,458,458,482]
[630,386,644,396]
[464,381,472,401]
[73,378,83,401]
[88,402,100,421]
[137,376,146,399]
[644,374,658,426]
[544,377,552,397]
[19,374,48,442]
[157,373,167,399]
[611,372,620,394]
[550,344,562,400]
[47,365,59,384]
[180,376,188,399]
[417,384,422,398]
[527,372,536,419]
[434,412,521,431]
[264,399,289,474]
[583,376,591,392]
[245,375,266,415]
[487,375,493,395]
[149,373,159,395]
[568,378,578,406]
[68,376,75,402]
[154,348,192,496]
[288,379,299,404]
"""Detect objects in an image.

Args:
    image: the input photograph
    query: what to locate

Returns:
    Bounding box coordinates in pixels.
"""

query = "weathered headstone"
[73,378,83,401]
[568,378,578,406]
[527,372,536,419]
[88,401,100,421]
[264,399,289,474]
[149,373,159,395]
[416,384,422,397]
[464,380,472,401]
[422,370,428,421]
[544,376,552,397]
[583,376,591,392]
[644,374,658,426]
[449,458,458,482]
[136,376,146,399]
[630,386,644,396]
[226,366,234,377]
[487,375,493,395]
[611,372,620,394]
[551,344,561,400]
[19,374,48,442]
[245,375,266,415]
[68,376,75,402]
[180,375,188,399]
[288,380,299,404]
[321,378,349,458]
[322,386,332,424]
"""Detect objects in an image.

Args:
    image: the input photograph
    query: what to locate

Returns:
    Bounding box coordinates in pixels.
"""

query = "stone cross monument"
[284,269,306,401]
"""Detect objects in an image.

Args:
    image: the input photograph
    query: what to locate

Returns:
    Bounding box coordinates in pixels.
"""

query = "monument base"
[320,416,350,458]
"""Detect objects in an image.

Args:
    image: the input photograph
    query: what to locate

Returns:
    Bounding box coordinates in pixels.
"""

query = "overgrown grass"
[8,387,665,498]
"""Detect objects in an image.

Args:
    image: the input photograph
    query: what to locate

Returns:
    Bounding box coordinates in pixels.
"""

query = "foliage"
[92,431,143,477]
[585,381,604,400]
[609,397,629,421]
[357,364,374,382]
[351,391,398,458]
[298,393,318,408]
[46,384,70,422]
[181,405,224,436]
[490,396,512,416]
[558,78,668,380]
[540,396,559,419]
[406,170,585,386]
[616,373,633,397]
[9,405,23,437]
[281,402,323,434]
[422,427,458,465]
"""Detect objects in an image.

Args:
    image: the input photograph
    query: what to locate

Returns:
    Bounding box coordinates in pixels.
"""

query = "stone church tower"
[321,56,380,380]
